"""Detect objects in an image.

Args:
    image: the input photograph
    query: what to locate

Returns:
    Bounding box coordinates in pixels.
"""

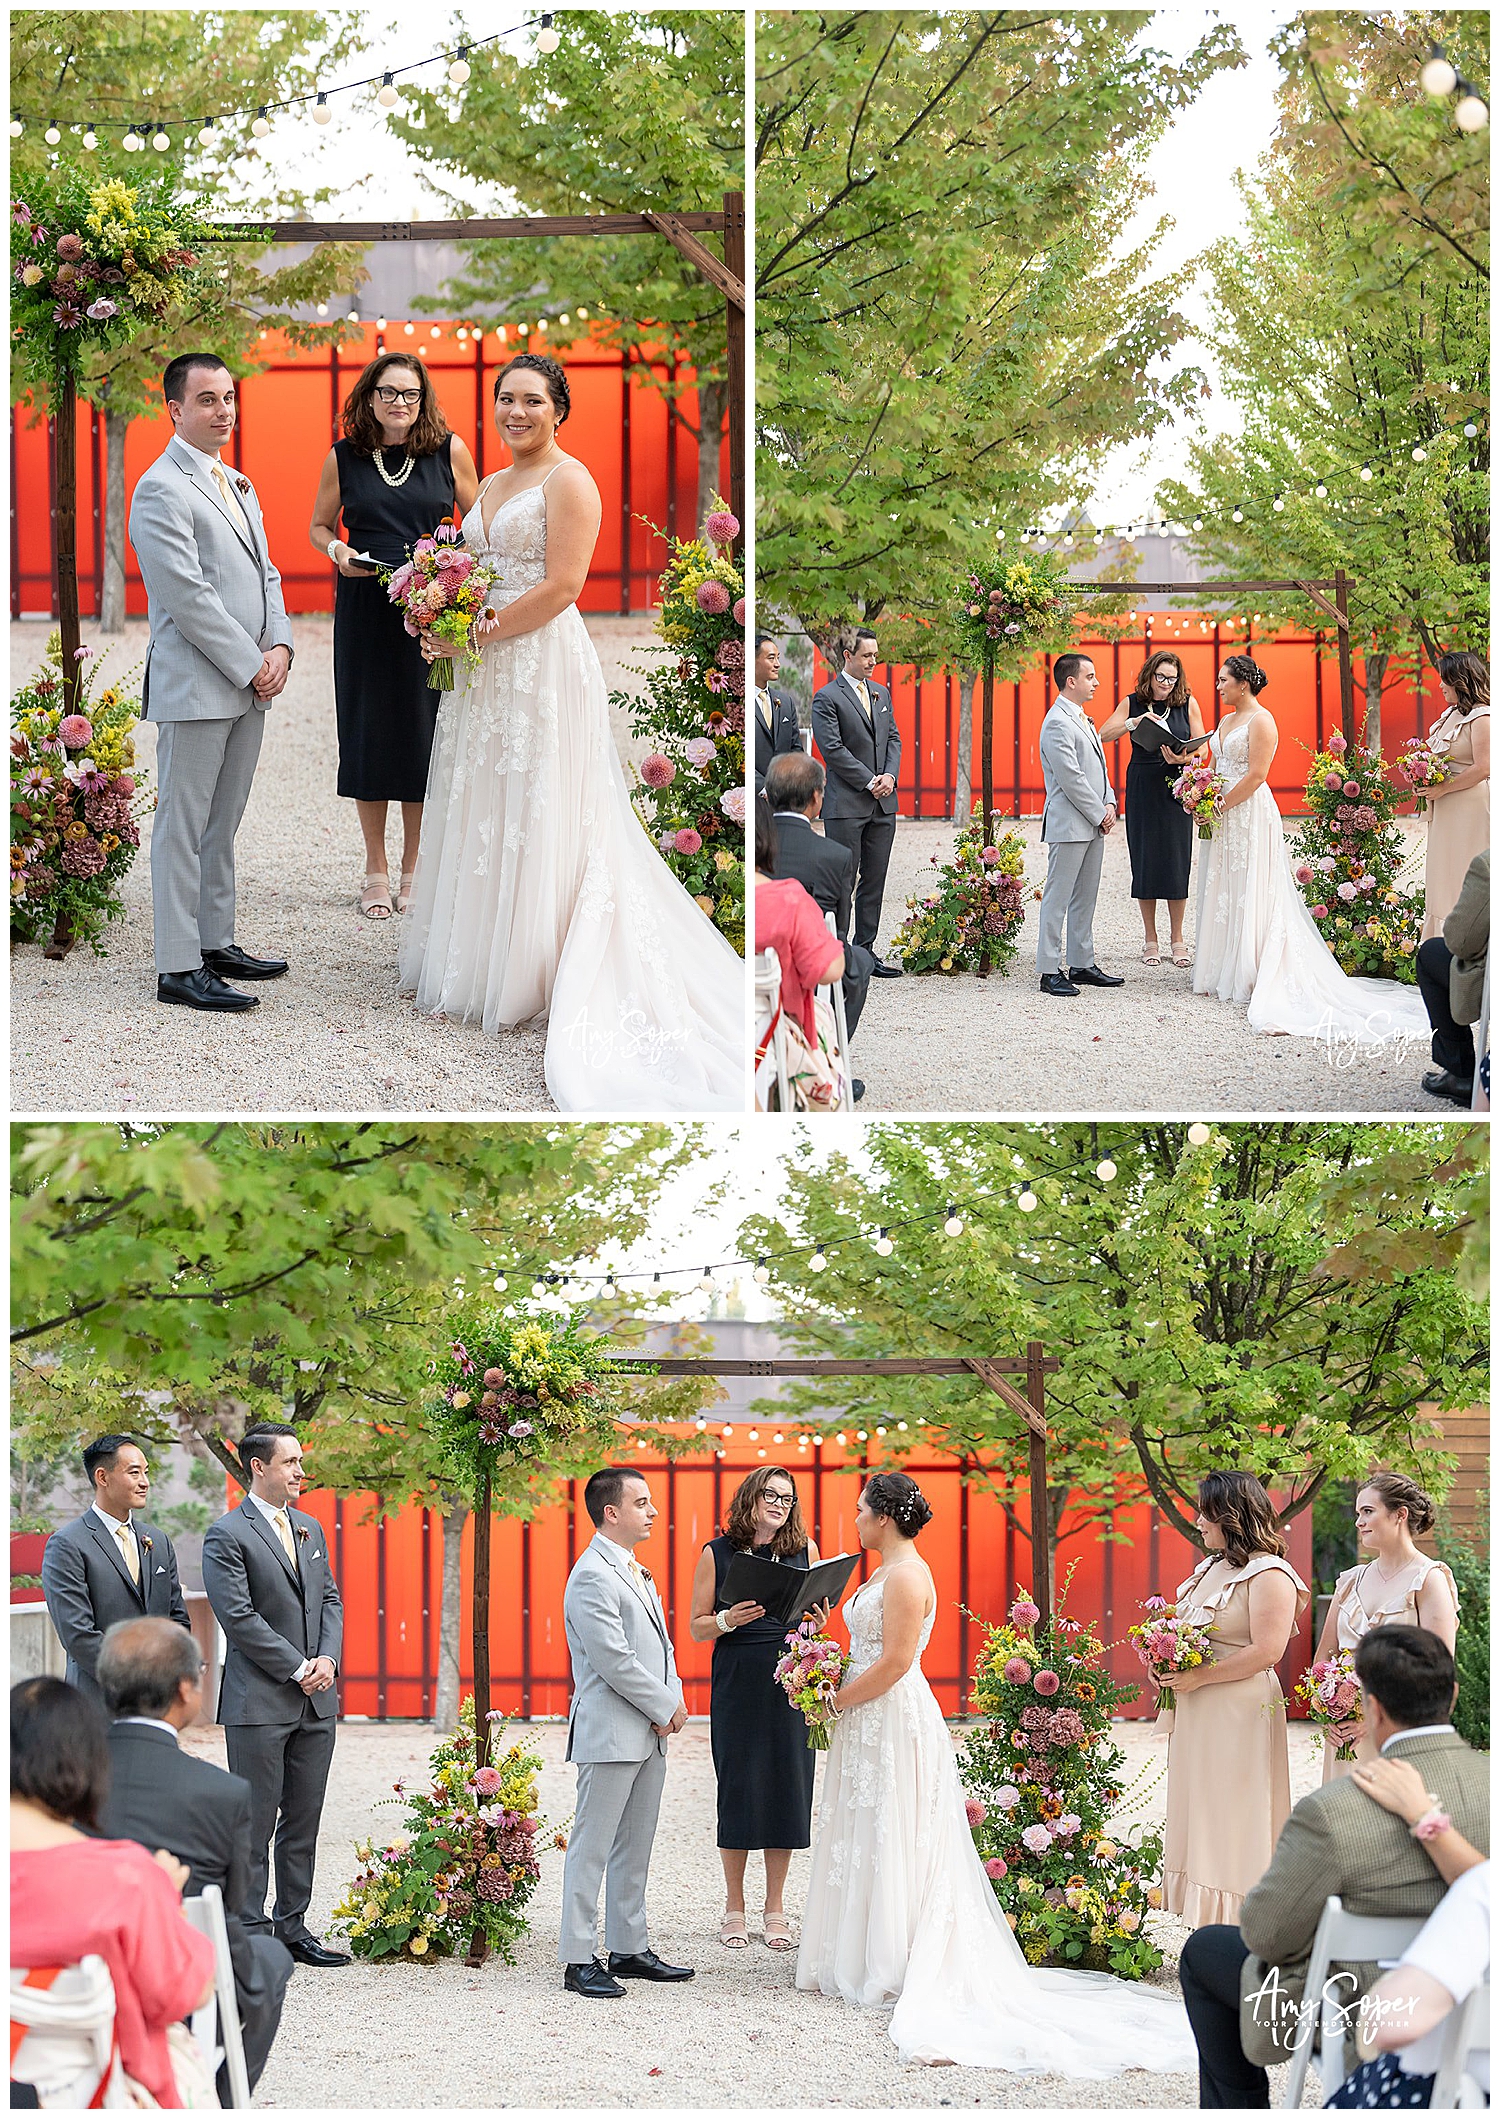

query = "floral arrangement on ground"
[954,551,1075,674]
[331,1698,556,1962]
[1290,731,1422,981]
[11,637,151,952]
[891,807,1027,974]
[959,1581,1167,1980]
[615,501,745,952]
[430,1313,621,1504]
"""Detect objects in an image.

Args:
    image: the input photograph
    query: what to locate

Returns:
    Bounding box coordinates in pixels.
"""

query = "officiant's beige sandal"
[360,874,393,920]
[1141,943,1161,966]
[1172,947,1193,968]
[762,1913,794,1951]
[719,1912,749,1948]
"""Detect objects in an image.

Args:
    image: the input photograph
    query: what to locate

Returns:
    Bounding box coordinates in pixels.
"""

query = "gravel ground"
[10,617,674,1115]
[845,819,1437,1113]
[174,1715,1325,2109]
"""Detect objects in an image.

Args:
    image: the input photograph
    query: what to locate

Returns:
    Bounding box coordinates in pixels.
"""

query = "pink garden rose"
[1021,1823,1054,1856]
[684,736,717,769]
[640,753,676,789]
[720,785,746,824]
[1337,881,1357,902]
[1032,1669,1061,1695]
[696,578,732,615]
[993,1784,1020,1812]
[389,562,416,597]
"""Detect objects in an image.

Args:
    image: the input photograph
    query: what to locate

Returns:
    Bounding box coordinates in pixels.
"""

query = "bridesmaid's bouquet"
[774,1615,850,1751]
[1170,759,1227,839]
[1393,738,1452,808]
[384,523,501,692]
[1294,1652,1362,1761]
[1128,1596,1213,1714]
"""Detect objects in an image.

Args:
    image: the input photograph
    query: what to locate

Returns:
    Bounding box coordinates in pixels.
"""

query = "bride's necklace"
[374,444,415,488]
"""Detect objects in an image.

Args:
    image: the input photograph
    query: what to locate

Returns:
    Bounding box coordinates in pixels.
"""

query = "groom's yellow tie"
[210,460,250,536]
[628,1557,651,1599]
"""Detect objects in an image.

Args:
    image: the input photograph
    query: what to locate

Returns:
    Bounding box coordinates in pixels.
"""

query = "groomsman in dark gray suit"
[40,1434,191,1703]
[811,628,903,973]
[202,1423,347,1967]
[753,635,802,794]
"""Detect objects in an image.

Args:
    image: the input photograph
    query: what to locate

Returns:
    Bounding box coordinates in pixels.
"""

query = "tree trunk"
[54,384,82,715]
[1362,650,1389,756]
[434,1500,469,1733]
[99,409,129,635]
[472,1465,492,1769]
[953,669,974,822]
[695,377,729,529]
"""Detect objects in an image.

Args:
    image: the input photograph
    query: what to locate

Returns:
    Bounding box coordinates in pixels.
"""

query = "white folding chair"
[819,910,853,1106]
[1471,952,1490,1110]
[754,948,792,1111]
[181,1885,249,2109]
[1429,1975,1490,2109]
[1278,1896,1428,2107]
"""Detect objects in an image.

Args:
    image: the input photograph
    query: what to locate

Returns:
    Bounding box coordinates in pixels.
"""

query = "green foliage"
[430,1314,620,1507]
[954,553,1075,678]
[1290,738,1423,980]
[960,1579,1166,1979]
[331,1699,549,1961]
[737,1124,1488,1558]
[10,638,151,950]
[1437,1513,1489,1751]
[891,814,1027,975]
[755,10,1244,641]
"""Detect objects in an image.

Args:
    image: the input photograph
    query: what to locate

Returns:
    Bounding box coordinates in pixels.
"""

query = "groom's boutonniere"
[140,1535,153,1557]
[234,474,252,497]
[297,1525,309,1545]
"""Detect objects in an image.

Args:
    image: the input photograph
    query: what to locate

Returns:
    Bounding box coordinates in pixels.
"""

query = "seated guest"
[40,1433,191,1705]
[97,1617,294,2096]
[764,750,873,1039]
[1178,1626,1489,2109]
[754,797,845,1038]
[10,1677,215,2110]
[753,635,802,795]
[1416,849,1488,1106]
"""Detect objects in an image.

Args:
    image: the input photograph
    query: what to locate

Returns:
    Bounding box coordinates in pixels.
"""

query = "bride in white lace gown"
[796,1474,1197,2076]
[1181,656,1427,1044]
[396,355,744,1111]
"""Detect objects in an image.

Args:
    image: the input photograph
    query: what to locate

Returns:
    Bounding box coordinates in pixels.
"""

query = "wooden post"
[1026,1341,1051,1633]
[977,662,997,975]
[1334,568,1356,748]
[467,1461,493,1967]
[723,189,746,544]
[53,380,82,714]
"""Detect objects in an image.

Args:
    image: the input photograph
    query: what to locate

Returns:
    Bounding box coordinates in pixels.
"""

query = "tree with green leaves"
[391,9,744,531]
[737,1122,1486,1594]
[10,11,369,629]
[754,9,1244,654]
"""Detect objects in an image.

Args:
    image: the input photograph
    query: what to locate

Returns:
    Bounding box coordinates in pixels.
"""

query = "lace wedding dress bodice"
[1193,708,1427,1045]
[396,470,743,1111]
[796,1575,1197,2077]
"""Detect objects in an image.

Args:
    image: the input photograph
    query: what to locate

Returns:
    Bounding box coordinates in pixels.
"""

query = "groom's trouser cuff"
[152,709,265,970]
[557,1750,666,1963]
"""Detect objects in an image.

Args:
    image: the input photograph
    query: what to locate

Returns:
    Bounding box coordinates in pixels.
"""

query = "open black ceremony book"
[1126,712,1214,757]
[720,1549,861,1630]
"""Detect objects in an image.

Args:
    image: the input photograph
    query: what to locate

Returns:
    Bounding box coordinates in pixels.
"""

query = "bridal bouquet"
[384,523,501,692]
[774,1615,849,1750]
[1394,738,1453,806]
[1294,1652,1362,1762]
[1170,760,1226,839]
[1128,1596,1213,1714]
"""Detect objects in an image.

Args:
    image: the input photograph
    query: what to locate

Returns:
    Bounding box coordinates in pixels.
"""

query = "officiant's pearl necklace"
[374,446,415,488]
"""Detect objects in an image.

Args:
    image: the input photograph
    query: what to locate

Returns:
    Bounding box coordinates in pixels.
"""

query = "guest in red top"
[754,795,844,1043]
[10,1677,215,2109]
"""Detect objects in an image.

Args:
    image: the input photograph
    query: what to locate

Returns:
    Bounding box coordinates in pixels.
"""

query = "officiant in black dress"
[309,354,478,921]
[1098,650,1207,969]
[689,1467,824,1952]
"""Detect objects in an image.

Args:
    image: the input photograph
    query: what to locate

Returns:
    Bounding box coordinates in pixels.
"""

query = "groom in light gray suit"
[558,1467,693,1998]
[129,353,294,1012]
[1036,652,1125,997]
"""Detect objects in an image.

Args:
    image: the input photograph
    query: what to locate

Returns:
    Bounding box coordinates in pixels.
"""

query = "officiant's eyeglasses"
[764,1486,796,1506]
[375,386,423,406]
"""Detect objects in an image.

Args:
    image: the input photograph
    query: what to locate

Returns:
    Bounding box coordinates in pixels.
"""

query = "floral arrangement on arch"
[614,501,746,953]
[954,552,1074,673]
[958,1581,1167,1980]
[10,637,152,952]
[891,806,1027,975]
[1289,731,1423,983]
[330,1698,553,1962]
[430,1314,621,1503]
[11,172,215,390]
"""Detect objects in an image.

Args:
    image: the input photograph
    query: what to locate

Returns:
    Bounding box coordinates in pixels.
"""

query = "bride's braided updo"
[1222,653,1269,696]
[494,353,571,427]
[863,1471,933,1540]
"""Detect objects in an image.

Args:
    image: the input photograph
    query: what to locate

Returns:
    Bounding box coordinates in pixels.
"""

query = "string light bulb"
[530,1279,545,1298]
[377,72,401,107]
[1018,1189,1038,1212]
[45,122,61,145]
[152,130,169,151]
[492,1273,508,1292]
[1096,1159,1117,1182]
[448,46,472,85]
[1272,495,1285,511]
[536,14,561,54]
[313,93,332,124]
[122,125,140,150]
[9,115,22,138]
[1314,483,1327,498]
[1231,506,1244,523]
[808,1248,827,1273]
[698,1267,715,1293]
[1463,422,1478,438]
[1420,50,1458,96]
[1359,464,1373,482]
[1186,1122,1212,1146]
[251,109,270,137]
[1454,93,1488,132]
[602,1274,616,1298]
[197,123,215,146]
[82,129,99,150]
[874,1228,893,1256]
[944,1204,963,1236]
[754,1256,769,1285]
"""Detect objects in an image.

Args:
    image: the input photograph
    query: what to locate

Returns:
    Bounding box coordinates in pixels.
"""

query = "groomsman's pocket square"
[155,1566,166,1574]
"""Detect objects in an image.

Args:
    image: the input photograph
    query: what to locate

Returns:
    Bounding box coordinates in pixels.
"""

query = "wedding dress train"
[396,480,744,1111]
[1193,711,1428,1044]
[796,1577,1198,2075]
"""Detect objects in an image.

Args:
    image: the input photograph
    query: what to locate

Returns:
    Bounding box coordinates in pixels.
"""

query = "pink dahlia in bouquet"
[384,522,501,692]
[1295,1651,1362,1761]
[1393,738,1453,806]
[1170,760,1227,839]
[1128,1596,1212,1713]
[774,1614,850,1751]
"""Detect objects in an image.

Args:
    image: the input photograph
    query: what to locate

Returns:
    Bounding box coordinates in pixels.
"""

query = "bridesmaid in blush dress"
[1419,652,1489,940]
[1160,1471,1308,1927]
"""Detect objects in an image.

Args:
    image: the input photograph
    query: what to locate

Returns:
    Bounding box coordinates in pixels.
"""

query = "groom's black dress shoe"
[202,944,288,979]
[564,1958,626,1998]
[1067,964,1125,988]
[1039,972,1078,997]
[869,957,904,977]
[281,1935,350,1967]
[1422,1068,1474,1106]
[851,1079,866,1103]
[607,1949,694,1982]
[157,968,258,1012]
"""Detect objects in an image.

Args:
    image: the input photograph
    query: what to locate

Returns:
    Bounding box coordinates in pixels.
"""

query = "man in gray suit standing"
[811,628,904,973]
[41,1434,191,1703]
[1036,652,1125,998]
[201,1423,347,1968]
[559,1467,693,1998]
[129,353,294,1013]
